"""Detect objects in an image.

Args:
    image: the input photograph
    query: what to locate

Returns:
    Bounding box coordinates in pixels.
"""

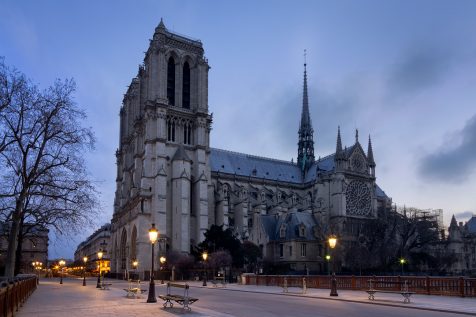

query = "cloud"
[419,114,476,182]
[454,211,474,221]
[387,45,454,97]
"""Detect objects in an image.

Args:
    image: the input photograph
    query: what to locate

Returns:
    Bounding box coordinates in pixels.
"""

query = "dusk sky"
[1,0,476,259]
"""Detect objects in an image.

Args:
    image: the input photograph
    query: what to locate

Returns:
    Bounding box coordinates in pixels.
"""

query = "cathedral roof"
[466,216,476,234]
[210,148,303,183]
[209,147,389,198]
[260,212,319,241]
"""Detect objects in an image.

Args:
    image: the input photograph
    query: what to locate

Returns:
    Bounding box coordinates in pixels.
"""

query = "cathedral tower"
[111,19,212,274]
[297,62,315,174]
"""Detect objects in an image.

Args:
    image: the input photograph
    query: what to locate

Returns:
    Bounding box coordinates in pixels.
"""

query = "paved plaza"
[17,277,476,317]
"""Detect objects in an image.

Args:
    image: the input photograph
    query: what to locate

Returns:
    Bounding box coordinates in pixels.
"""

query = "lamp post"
[325,255,331,276]
[399,258,406,275]
[328,236,338,296]
[202,252,208,287]
[160,256,166,284]
[83,256,88,286]
[59,260,66,284]
[132,260,138,281]
[96,250,103,288]
[147,223,158,303]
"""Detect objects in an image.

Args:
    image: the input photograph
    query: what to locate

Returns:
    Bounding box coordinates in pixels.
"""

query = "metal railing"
[0,275,37,317]
[243,274,476,297]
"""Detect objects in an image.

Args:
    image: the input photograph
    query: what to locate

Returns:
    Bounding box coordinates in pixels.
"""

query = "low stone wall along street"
[242,274,476,297]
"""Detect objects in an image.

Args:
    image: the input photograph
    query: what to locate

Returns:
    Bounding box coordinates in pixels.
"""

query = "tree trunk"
[4,199,24,278]
[14,228,24,275]
[5,219,20,277]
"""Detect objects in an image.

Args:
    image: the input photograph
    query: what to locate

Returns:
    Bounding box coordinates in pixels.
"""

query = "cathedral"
[109,20,392,275]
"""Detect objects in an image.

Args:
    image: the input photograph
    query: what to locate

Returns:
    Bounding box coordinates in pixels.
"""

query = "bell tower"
[111,19,212,274]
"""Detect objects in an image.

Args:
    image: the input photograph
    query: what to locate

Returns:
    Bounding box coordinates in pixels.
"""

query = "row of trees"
[0,58,100,277]
[157,225,263,280]
[342,206,454,275]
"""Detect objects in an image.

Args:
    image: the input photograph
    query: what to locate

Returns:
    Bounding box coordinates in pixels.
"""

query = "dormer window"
[260,191,266,202]
[299,224,306,238]
[292,193,297,205]
[279,224,286,239]
[277,191,282,202]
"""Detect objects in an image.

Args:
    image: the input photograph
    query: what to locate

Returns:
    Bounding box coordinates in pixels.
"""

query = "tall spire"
[297,51,315,174]
[367,135,375,166]
[336,126,343,157]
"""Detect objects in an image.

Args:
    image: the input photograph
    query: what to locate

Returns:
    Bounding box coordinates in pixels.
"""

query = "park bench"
[158,282,198,311]
[282,277,307,294]
[366,279,415,303]
[211,275,226,288]
[123,279,147,298]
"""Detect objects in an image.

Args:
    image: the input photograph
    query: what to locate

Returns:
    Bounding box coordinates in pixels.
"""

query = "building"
[0,222,48,274]
[74,223,111,272]
[446,215,476,276]
[109,20,392,275]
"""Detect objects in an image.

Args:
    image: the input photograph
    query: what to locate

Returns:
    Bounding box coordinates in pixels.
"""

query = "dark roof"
[466,216,476,234]
[210,146,389,199]
[260,212,319,241]
[210,148,303,183]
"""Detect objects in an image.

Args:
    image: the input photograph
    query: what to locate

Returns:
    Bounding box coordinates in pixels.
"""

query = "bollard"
[302,277,307,294]
[283,277,288,293]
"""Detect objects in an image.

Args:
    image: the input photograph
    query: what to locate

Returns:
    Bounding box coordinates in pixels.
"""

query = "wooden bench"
[211,276,226,288]
[366,280,415,303]
[124,279,147,298]
[158,282,198,311]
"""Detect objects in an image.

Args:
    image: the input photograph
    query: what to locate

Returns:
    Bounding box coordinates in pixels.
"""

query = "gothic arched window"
[167,57,175,106]
[182,61,190,109]
[167,118,176,142]
[183,121,192,145]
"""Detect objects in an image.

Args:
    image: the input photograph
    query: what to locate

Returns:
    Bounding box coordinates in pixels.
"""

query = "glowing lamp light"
[149,223,159,244]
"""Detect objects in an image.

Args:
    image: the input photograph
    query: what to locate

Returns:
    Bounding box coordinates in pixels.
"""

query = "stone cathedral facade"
[110,20,392,274]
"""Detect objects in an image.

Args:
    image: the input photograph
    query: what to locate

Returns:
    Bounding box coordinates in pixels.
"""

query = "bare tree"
[0,59,99,277]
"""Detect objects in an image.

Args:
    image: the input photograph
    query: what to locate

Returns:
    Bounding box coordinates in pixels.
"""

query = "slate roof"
[260,212,319,241]
[466,216,476,234]
[209,147,389,198]
[210,148,303,183]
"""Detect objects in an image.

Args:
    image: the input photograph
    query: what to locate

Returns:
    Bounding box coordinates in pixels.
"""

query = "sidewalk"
[17,277,476,317]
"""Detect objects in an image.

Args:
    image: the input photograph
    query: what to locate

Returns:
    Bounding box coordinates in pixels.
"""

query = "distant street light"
[400,258,406,275]
[83,256,88,286]
[59,260,66,284]
[132,260,139,281]
[202,252,208,287]
[328,236,338,297]
[160,256,166,284]
[96,250,103,288]
[147,223,158,303]
[325,255,331,276]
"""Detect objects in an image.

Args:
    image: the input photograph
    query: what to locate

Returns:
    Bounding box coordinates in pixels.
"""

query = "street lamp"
[147,223,158,303]
[202,252,208,287]
[132,260,139,281]
[328,236,338,297]
[160,256,166,284]
[325,255,331,276]
[83,256,88,286]
[59,260,66,284]
[399,258,406,275]
[96,250,103,288]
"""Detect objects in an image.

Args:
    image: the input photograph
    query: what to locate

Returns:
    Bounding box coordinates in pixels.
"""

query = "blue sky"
[1,0,476,259]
